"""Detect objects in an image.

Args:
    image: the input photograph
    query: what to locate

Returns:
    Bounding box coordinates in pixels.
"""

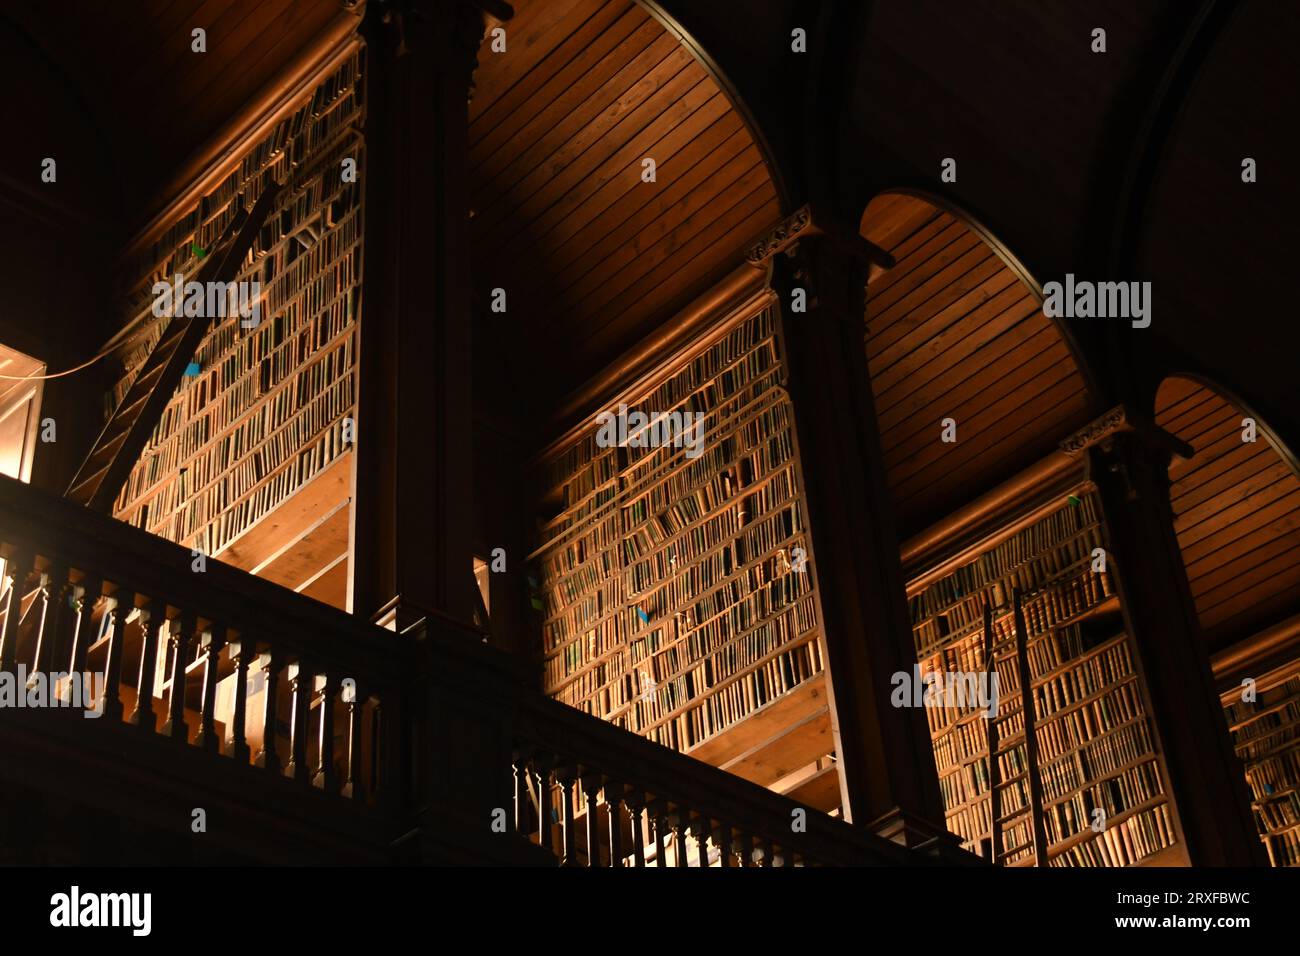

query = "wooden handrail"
[0,474,960,865]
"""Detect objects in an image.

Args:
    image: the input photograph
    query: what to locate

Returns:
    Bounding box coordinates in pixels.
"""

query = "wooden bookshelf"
[908,490,1181,866]
[1223,664,1300,866]
[107,51,365,564]
[532,306,833,781]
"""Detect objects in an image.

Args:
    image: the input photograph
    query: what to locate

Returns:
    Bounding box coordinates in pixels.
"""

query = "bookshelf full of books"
[532,305,827,757]
[909,491,1181,866]
[108,48,366,557]
[1223,665,1300,866]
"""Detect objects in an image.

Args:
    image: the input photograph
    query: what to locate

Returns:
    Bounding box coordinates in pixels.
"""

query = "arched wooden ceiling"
[1156,376,1300,651]
[469,0,782,397]
[860,193,1096,536]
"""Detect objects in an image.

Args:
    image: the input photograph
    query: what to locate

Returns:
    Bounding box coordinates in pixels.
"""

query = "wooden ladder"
[66,183,282,512]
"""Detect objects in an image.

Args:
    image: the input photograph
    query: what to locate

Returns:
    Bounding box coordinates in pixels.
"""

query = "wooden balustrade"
[500,679,928,867]
[0,474,966,866]
[0,475,410,815]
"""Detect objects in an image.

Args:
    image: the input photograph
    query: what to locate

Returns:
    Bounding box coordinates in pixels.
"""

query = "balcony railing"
[0,475,956,866]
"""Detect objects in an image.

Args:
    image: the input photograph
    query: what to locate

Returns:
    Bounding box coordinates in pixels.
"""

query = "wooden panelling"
[1156,377,1300,649]
[860,194,1094,536]
[469,0,782,400]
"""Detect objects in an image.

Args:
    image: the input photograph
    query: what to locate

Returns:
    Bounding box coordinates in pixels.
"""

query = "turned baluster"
[690,814,713,867]
[255,649,282,773]
[759,836,773,868]
[128,600,162,731]
[624,790,646,868]
[532,755,555,854]
[342,680,365,800]
[713,824,733,868]
[651,800,668,867]
[314,672,338,792]
[736,833,754,867]
[162,610,196,741]
[555,765,579,866]
[668,811,689,868]
[29,564,65,679]
[63,576,100,706]
[285,659,312,782]
[100,587,133,722]
[228,638,252,763]
[604,781,624,868]
[580,770,602,868]
[512,747,528,834]
[195,625,226,752]
[0,550,32,671]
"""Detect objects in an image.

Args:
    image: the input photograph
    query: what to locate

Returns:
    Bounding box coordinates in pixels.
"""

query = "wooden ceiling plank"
[469,0,600,114]
[1181,493,1300,566]
[872,277,1029,398]
[556,168,773,329]
[503,107,746,310]
[887,374,1088,492]
[1189,524,1300,598]
[1174,468,1296,537]
[477,54,707,248]
[471,30,688,222]
[868,251,1006,363]
[868,222,978,315]
[171,0,340,140]
[489,77,728,267]
[892,392,1091,521]
[1172,448,1280,514]
[1177,480,1298,551]
[117,0,268,104]
[546,141,767,313]
[873,286,1034,403]
[884,339,1078,469]
[862,195,946,256]
[1200,556,1300,625]
[471,0,639,151]
[572,192,779,351]
[881,333,1072,455]
[1185,503,1300,580]
[525,101,743,275]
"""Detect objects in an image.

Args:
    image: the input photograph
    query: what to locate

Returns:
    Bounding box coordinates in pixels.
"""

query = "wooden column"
[762,207,957,853]
[352,0,508,631]
[1078,408,1266,866]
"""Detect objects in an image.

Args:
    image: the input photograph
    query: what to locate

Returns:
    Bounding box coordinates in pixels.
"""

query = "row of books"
[620,399,792,539]
[120,341,354,535]
[136,379,353,546]
[111,57,365,557]
[133,53,363,289]
[1048,803,1175,867]
[913,558,1111,657]
[1224,670,1300,866]
[908,495,1105,624]
[553,563,819,706]
[1030,637,1133,716]
[535,307,824,753]
[638,638,823,751]
[1043,757,1165,844]
[911,498,1175,865]
[117,311,354,511]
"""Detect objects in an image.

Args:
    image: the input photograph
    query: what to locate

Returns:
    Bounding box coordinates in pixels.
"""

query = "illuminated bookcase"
[909,490,1180,866]
[532,305,826,756]
[1223,665,1300,866]
[107,49,366,556]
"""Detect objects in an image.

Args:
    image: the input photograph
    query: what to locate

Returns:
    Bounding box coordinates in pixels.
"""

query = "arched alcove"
[1155,374,1300,650]
[468,0,784,399]
[859,191,1098,535]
